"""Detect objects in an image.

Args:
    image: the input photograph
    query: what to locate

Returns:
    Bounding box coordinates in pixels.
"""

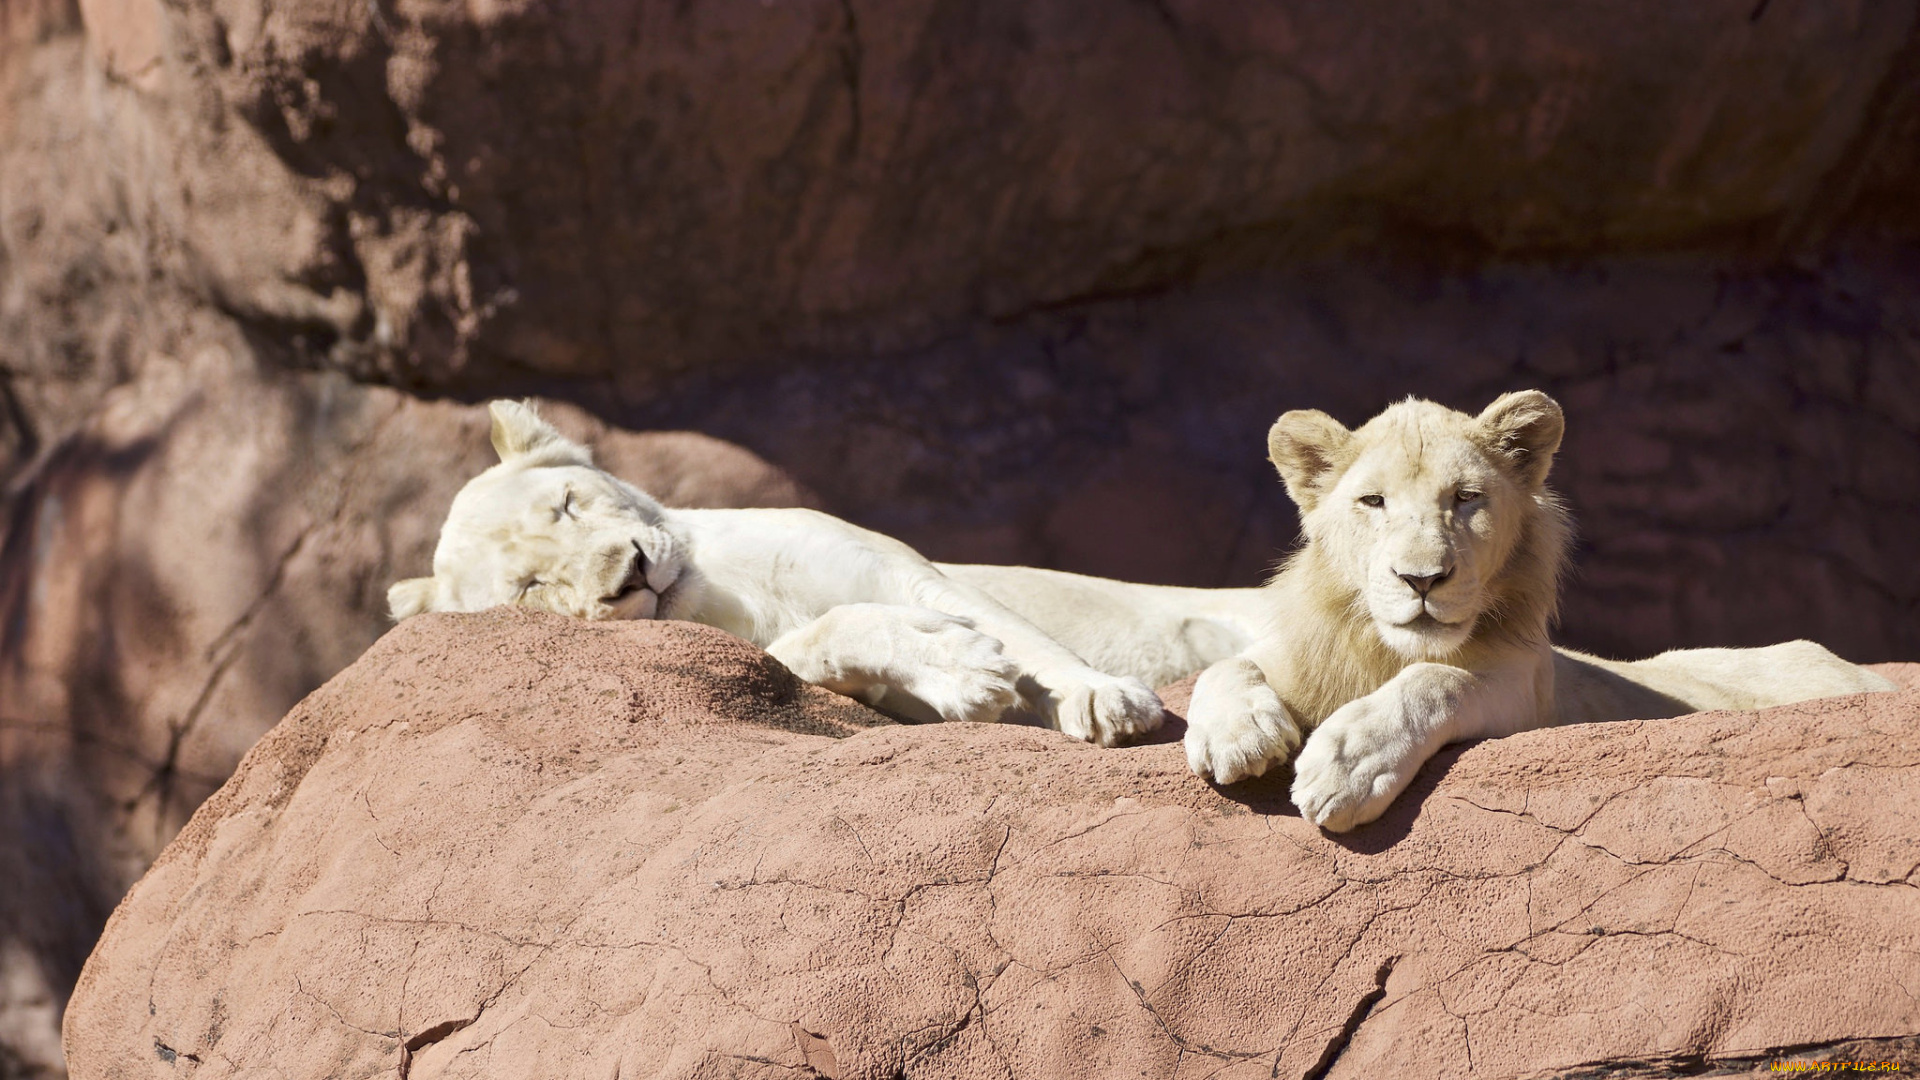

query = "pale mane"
[1251,397,1572,726]
[1188,389,1892,833]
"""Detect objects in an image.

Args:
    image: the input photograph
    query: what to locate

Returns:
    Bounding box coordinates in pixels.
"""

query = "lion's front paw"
[1290,696,1421,832]
[897,613,1023,724]
[1052,673,1164,747]
[1185,658,1300,783]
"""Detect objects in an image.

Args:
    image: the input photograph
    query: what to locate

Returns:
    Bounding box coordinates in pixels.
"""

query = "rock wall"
[632,260,1920,663]
[5,0,1920,407]
[5,0,1920,1074]
[64,613,1920,1078]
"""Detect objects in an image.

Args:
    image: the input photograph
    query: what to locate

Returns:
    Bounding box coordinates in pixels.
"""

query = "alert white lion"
[388,401,1268,745]
[1184,390,1897,832]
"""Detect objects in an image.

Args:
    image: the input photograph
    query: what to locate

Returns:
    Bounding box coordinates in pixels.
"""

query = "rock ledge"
[66,613,1920,1079]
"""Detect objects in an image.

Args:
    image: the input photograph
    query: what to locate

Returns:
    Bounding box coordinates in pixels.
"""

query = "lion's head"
[1268,390,1570,661]
[387,401,703,622]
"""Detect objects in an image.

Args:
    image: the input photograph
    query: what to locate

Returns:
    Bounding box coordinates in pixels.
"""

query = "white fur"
[1185,392,1896,831]
[388,402,1274,745]
[1184,657,1301,782]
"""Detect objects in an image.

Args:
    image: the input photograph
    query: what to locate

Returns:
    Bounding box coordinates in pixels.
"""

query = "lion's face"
[1269,392,1566,661]
[388,401,702,622]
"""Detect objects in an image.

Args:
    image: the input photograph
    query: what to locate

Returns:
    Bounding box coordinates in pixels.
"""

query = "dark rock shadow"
[1207,765,1302,817]
[1139,708,1187,746]
[1324,743,1473,854]
[0,761,117,1032]
[1200,740,1476,847]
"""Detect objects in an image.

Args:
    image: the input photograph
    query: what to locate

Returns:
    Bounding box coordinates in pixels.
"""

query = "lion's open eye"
[1359,494,1385,509]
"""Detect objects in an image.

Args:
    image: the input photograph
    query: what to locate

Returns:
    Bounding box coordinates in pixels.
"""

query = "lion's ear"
[1268,409,1354,512]
[1476,390,1564,489]
[488,400,592,468]
[387,576,443,620]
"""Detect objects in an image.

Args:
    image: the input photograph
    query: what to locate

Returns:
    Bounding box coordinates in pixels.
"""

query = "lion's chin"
[651,577,704,622]
[1376,611,1477,660]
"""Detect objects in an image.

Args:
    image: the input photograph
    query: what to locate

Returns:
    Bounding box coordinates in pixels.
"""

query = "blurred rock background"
[1,0,1917,1074]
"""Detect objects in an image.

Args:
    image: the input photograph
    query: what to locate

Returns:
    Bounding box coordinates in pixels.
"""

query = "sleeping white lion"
[1183,390,1897,831]
[388,401,1269,744]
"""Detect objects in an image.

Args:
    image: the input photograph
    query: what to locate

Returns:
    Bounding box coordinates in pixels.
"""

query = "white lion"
[1184,390,1897,831]
[388,401,1269,745]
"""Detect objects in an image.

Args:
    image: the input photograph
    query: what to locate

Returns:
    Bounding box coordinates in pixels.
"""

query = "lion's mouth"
[603,544,656,613]
[608,565,647,603]
[603,543,686,620]
[1400,611,1463,632]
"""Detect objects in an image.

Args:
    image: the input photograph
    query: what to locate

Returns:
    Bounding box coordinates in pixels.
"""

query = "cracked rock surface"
[7,1,1920,1071]
[65,615,1920,1078]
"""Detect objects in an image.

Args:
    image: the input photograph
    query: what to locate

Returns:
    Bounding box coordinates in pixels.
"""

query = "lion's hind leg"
[1044,673,1166,748]
[765,603,1022,724]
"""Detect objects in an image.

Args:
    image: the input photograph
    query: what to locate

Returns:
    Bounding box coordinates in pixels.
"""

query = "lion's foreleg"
[1291,656,1545,831]
[1184,656,1304,783]
[905,577,1166,746]
[764,603,1021,724]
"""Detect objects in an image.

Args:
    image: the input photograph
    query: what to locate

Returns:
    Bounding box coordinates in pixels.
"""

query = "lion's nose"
[1398,568,1452,597]
[612,541,648,598]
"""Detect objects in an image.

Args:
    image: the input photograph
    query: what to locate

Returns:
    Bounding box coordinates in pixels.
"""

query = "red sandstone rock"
[0,359,815,1078]
[6,1,1920,1073]
[65,612,1920,1078]
[9,0,1920,394]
